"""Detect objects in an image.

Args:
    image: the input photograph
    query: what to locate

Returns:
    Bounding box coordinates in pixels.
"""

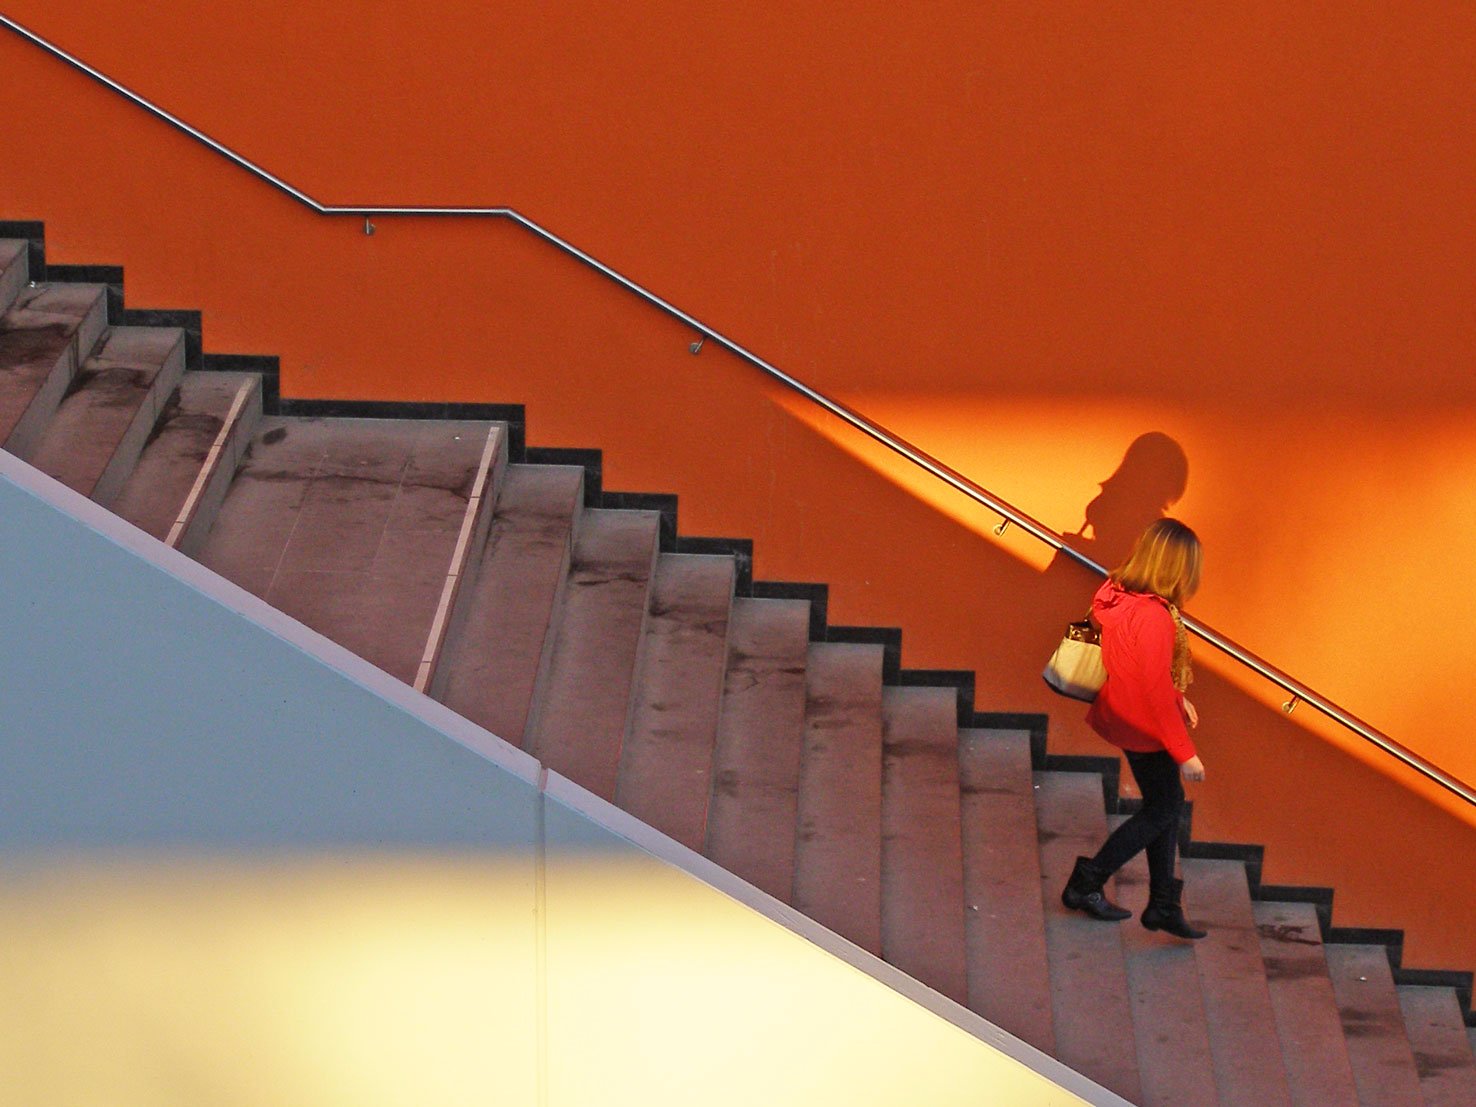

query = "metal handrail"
[5,12,1473,808]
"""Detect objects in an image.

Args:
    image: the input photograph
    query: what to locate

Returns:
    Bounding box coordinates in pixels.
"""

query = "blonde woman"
[1060,518,1208,940]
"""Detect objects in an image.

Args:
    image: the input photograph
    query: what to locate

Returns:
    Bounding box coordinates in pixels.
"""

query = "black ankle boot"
[1061,856,1131,921]
[1141,878,1207,940]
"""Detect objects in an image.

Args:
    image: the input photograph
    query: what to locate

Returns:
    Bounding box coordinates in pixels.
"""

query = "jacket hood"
[1093,579,1167,624]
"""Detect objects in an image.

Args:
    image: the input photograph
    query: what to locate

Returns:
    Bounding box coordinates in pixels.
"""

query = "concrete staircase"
[3,224,1474,1106]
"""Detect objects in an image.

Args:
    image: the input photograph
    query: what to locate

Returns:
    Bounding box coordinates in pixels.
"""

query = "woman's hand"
[1180,755,1206,782]
[1181,697,1199,729]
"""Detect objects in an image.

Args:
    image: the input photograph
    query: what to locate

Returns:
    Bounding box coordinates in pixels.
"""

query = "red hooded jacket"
[1085,580,1197,765]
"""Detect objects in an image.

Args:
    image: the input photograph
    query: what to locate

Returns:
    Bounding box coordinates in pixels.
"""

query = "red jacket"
[1085,581,1197,764]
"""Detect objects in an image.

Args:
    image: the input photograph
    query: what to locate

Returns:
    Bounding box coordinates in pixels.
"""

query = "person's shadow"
[1040,432,1190,626]
[1056,431,1190,572]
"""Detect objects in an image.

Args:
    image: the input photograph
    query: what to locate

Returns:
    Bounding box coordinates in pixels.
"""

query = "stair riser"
[617,555,737,852]
[1327,944,1426,1106]
[171,380,264,557]
[958,729,1055,1055]
[527,510,662,798]
[703,598,811,902]
[880,686,969,1006]
[3,292,106,461]
[1253,900,1362,1107]
[792,643,885,957]
[0,242,26,316]
[1035,771,1143,1104]
[89,334,187,506]
[505,478,584,747]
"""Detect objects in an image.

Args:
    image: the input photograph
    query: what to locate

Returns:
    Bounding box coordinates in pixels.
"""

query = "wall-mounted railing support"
[993,519,1010,537]
[1283,695,1301,715]
[689,337,704,355]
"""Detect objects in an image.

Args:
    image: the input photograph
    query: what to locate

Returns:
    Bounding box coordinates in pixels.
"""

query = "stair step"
[792,641,885,957]
[1109,814,1217,1107]
[704,597,811,901]
[436,464,583,746]
[1253,900,1361,1107]
[1182,857,1294,1106]
[28,326,186,504]
[199,417,500,683]
[1035,771,1142,1104]
[0,240,26,315]
[111,372,262,551]
[0,283,108,458]
[958,727,1054,1054]
[616,553,736,852]
[1396,985,1476,1107]
[525,508,662,799]
[880,684,968,1005]
[1326,944,1425,1106]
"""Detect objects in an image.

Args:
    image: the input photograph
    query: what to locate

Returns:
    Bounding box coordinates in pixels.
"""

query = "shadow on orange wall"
[1060,432,1190,570]
[2,9,1474,972]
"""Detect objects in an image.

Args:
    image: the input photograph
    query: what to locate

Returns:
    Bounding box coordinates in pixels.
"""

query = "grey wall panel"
[0,463,539,852]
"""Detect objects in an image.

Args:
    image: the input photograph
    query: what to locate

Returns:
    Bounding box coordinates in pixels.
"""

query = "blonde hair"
[1111,518,1202,608]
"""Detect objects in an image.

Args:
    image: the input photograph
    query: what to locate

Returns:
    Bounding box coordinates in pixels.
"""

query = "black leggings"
[1090,749,1184,892]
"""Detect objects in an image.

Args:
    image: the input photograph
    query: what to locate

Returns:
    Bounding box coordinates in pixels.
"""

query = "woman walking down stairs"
[2,225,1474,1105]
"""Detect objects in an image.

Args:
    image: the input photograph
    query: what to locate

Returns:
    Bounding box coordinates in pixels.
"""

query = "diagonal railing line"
[4,11,1472,808]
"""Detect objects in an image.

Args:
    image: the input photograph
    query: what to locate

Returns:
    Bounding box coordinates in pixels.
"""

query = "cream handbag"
[1043,616,1106,702]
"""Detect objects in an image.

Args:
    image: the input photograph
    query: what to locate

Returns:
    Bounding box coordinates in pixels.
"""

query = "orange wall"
[3,4,1475,968]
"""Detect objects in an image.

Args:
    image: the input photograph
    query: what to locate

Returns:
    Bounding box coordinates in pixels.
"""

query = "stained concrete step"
[436,464,584,746]
[1396,985,1476,1107]
[1253,900,1361,1107]
[792,641,885,957]
[0,240,26,315]
[0,283,108,458]
[524,508,662,800]
[1109,813,1217,1107]
[1183,857,1294,1106]
[28,326,186,505]
[615,554,736,852]
[704,597,811,902]
[1326,943,1425,1107]
[111,372,262,553]
[879,684,968,1005]
[1034,771,1142,1104]
[958,728,1054,1054]
[198,417,501,684]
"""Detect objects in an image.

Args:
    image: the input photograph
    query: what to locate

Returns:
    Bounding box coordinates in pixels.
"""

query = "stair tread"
[958,727,1055,1054]
[704,597,811,902]
[792,641,884,957]
[616,553,736,852]
[0,240,26,316]
[1110,814,1218,1107]
[0,283,107,454]
[437,464,583,746]
[199,417,497,683]
[1252,900,1362,1107]
[1326,944,1425,1107]
[111,372,260,543]
[525,508,661,799]
[1035,771,1142,1104]
[880,684,968,1005]
[1396,985,1476,1107]
[29,326,185,502]
[1181,857,1294,1106]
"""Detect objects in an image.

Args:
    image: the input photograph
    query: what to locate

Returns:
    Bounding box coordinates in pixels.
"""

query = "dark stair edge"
[14,218,1474,1026]
[0,219,46,280]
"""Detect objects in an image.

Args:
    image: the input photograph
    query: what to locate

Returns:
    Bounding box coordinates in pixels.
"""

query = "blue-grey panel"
[0,470,538,852]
